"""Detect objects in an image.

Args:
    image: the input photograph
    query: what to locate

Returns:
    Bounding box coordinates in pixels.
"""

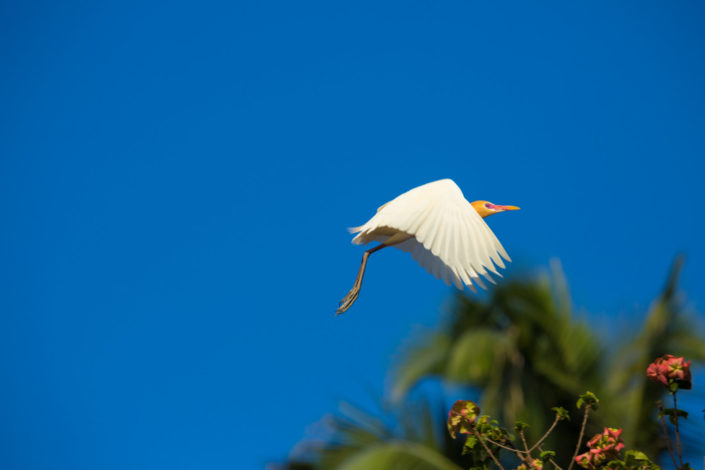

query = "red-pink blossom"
[516,458,543,470]
[574,449,605,469]
[575,427,625,469]
[646,354,692,389]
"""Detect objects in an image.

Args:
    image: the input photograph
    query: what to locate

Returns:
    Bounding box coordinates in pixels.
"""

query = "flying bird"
[337,178,519,315]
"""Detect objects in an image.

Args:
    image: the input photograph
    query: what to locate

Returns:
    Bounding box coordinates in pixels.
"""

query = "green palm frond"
[337,441,462,470]
[391,333,452,403]
[285,398,471,470]
[391,261,603,455]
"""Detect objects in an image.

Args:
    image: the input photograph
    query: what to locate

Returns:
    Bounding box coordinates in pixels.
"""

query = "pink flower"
[586,434,601,448]
[576,427,625,468]
[647,358,669,385]
[603,428,624,452]
[574,452,590,467]
[517,458,543,470]
[574,449,605,469]
[646,355,692,389]
[666,356,691,383]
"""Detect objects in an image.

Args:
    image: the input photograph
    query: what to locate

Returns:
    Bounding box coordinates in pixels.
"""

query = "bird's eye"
[484,203,493,209]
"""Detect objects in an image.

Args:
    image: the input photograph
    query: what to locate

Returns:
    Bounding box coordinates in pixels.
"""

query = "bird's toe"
[336,287,360,315]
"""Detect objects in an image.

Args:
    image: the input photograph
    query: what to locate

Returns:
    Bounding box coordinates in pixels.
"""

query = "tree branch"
[528,414,561,453]
[473,429,506,470]
[520,429,530,453]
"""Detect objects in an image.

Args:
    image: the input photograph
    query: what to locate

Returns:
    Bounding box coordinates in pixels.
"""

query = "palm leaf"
[337,442,462,470]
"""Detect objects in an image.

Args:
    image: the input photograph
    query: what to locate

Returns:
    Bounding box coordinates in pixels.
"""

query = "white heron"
[337,178,519,314]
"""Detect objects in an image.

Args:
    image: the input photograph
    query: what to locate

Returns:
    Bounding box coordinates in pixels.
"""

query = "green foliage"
[552,407,570,421]
[335,442,463,470]
[603,450,661,470]
[577,391,599,411]
[281,400,467,470]
[474,415,511,447]
[514,421,530,432]
[391,261,606,456]
[659,408,688,425]
[390,258,705,456]
[443,391,681,470]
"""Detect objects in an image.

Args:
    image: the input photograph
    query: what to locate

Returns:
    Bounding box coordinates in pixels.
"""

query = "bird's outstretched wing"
[350,179,510,291]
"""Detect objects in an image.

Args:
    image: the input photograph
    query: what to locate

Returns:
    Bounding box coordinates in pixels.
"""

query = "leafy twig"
[473,428,506,470]
[482,436,520,454]
[483,414,560,463]
[538,445,563,470]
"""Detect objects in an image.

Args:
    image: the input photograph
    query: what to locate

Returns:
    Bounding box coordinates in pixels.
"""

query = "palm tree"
[282,258,705,468]
[282,399,466,470]
[392,257,705,459]
[391,260,605,460]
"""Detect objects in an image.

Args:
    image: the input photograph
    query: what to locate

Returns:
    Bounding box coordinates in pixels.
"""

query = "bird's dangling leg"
[337,243,387,315]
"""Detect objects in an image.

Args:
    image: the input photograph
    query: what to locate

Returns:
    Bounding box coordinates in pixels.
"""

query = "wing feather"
[428,247,440,280]
[458,210,495,283]
[466,212,494,271]
[449,267,463,290]
[428,250,438,280]
[472,273,487,290]
[440,257,451,286]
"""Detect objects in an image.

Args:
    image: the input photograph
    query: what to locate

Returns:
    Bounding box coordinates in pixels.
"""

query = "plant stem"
[483,436,528,464]
[657,401,678,470]
[528,415,561,453]
[672,392,683,468]
[567,404,591,470]
[520,429,530,453]
[483,437,520,454]
[474,429,506,470]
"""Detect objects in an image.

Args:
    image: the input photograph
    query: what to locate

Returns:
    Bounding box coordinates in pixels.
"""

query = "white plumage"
[348,178,510,293]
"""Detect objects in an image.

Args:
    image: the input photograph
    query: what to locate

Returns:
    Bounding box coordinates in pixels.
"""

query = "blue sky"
[1,1,704,469]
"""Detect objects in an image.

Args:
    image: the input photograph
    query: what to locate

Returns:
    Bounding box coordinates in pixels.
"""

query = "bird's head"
[471,200,520,218]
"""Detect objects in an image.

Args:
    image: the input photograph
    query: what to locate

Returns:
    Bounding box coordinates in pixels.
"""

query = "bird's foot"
[336,285,360,315]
